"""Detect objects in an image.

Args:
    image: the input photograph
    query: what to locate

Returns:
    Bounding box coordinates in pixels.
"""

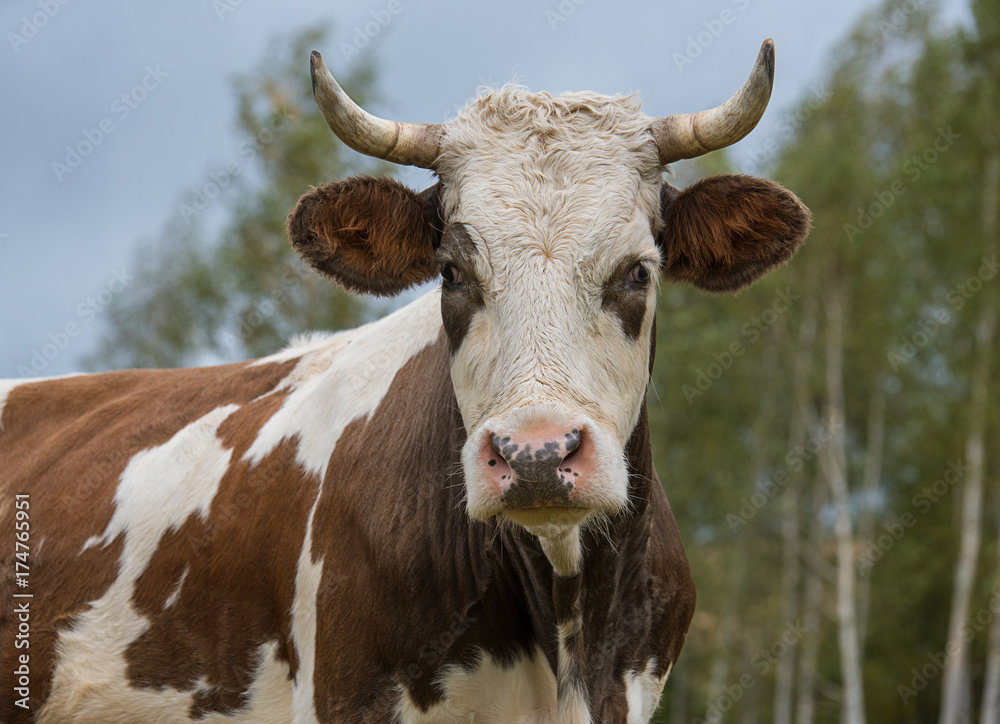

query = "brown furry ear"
[658,175,811,293]
[288,176,442,296]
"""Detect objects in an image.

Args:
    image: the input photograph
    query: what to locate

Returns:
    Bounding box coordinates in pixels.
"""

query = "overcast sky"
[0,0,970,378]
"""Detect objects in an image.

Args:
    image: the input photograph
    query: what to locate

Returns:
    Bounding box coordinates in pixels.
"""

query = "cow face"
[288,47,810,575]
[430,92,665,575]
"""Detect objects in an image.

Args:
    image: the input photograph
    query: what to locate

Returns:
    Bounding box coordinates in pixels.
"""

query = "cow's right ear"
[288,176,443,296]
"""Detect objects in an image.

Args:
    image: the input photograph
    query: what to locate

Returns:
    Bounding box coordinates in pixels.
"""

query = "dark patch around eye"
[436,224,485,354]
[602,258,653,342]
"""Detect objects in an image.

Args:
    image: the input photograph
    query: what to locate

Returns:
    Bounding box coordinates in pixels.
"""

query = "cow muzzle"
[463,405,630,574]
[483,425,590,508]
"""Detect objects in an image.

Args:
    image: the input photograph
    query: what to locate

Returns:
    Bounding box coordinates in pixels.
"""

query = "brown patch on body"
[0,358,296,722]
[308,334,489,719]
[125,389,318,719]
[658,174,811,293]
[288,176,443,296]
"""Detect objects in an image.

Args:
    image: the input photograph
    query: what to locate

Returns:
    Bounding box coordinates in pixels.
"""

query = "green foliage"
[654,1,1000,720]
[85,26,389,370]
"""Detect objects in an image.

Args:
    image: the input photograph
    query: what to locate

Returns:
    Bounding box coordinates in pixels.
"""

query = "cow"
[0,39,810,723]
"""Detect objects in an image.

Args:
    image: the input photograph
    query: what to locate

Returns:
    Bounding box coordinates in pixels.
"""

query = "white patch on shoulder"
[80,404,239,555]
[625,658,669,724]
[37,404,302,723]
[244,290,443,478]
[250,330,343,367]
[395,647,591,724]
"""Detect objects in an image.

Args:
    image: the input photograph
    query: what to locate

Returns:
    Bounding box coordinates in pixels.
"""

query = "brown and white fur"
[0,83,809,723]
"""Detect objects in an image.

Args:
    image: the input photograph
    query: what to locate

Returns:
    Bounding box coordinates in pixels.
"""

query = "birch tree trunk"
[939,258,995,724]
[703,578,738,722]
[775,291,818,724]
[739,643,761,724]
[794,474,828,724]
[979,147,1000,724]
[856,391,885,651]
[785,291,828,724]
[774,455,803,724]
[817,285,866,724]
[941,149,999,724]
[982,517,1000,724]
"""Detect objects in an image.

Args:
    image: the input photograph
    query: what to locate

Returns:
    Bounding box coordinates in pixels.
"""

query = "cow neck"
[455,317,660,701]
[488,398,656,688]
[315,321,659,714]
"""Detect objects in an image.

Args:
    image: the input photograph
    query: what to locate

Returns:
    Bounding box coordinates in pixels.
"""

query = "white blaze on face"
[435,87,663,567]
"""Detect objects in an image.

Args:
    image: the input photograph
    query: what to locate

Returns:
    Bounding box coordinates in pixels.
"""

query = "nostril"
[491,433,513,462]
[563,428,582,458]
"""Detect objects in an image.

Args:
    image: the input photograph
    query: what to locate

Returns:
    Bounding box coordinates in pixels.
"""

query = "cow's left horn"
[310,51,442,169]
[652,39,775,165]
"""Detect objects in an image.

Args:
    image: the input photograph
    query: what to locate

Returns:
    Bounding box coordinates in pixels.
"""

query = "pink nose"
[479,425,592,508]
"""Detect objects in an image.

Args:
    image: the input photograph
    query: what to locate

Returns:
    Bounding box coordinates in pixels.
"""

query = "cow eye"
[441,264,465,287]
[626,263,651,286]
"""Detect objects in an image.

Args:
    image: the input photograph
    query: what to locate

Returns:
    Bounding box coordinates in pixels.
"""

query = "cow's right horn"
[310,51,442,169]
[652,39,775,165]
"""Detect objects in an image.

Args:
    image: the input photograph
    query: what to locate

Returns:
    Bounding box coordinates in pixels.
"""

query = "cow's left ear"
[288,176,442,296]
[657,174,811,293]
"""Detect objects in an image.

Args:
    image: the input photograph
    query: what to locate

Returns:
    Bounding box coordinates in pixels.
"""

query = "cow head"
[289,42,810,575]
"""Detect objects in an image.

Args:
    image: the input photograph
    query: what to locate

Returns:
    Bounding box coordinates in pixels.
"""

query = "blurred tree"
[655,1,999,722]
[85,26,390,370]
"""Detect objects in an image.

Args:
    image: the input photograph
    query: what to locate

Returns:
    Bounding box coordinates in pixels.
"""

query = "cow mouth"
[502,506,590,538]
[501,506,590,577]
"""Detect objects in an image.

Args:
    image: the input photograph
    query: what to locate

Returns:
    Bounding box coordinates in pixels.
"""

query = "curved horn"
[652,39,775,165]
[310,50,442,169]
